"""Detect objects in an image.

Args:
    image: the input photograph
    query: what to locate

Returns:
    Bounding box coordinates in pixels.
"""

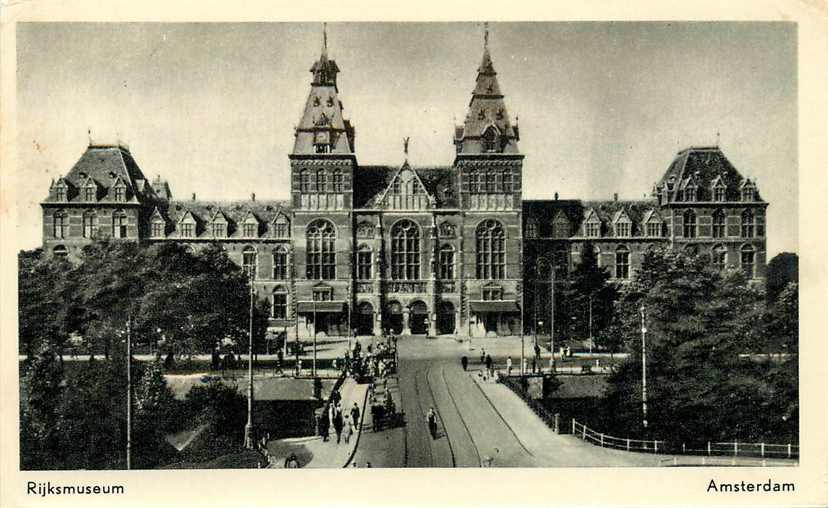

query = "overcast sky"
[16,22,797,256]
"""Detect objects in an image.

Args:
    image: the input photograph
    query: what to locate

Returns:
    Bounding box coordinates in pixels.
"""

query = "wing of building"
[40,27,769,340]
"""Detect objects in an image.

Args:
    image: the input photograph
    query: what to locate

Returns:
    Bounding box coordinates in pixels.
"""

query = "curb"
[342,382,371,468]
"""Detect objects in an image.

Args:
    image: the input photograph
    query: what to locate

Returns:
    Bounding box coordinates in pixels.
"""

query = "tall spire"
[322,22,328,58]
[453,23,520,155]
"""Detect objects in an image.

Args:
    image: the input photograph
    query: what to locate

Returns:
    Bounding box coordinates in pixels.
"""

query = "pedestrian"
[506,356,513,377]
[351,402,361,429]
[461,355,468,371]
[480,348,486,364]
[333,408,344,444]
[534,343,541,361]
[318,408,330,442]
[284,452,300,468]
[332,358,338,372]
[297,358,303,376]
[523,357,528,375]
[485,353,493,377]
[426,408,438,440]
[549,354,555,372]
[343,414,354,443]
[532,356,537,374]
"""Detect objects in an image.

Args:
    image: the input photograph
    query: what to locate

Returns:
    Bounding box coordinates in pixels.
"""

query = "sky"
[15,22,797,256]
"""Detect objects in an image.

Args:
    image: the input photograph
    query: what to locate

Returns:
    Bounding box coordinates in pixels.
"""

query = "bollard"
[654,440,658,454]
[707,441,711,456]
[702,456,706,466]
[572,419,576,435]
[682,443,686,454]
[787,443,791,458]
[626,438,630,451]
[582,424,586,440]
[600,433,604,447]
[554,413,560,434]
[734,440,738,457]
[760,442,765,458]
[673,457,678,466]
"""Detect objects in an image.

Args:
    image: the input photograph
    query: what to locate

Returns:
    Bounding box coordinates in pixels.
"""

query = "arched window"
[391,220,420,280]
[712,244,727,271]
[242,246,257,278]
[741,210,755,238]
[53,210,69,239]
[439,244,455,279]
[272,246,288,280]
[306,219,336,280]
[682,210,697,239]
[615,245,630,279]
[486,171,498,192]
[317,170,327,192]
[740,245,755,278]
[332,169,343,192]
[482,126,499,152]
[712,209,726,238]
[82,211,97,239]
[300,169,311,192]
[271,286,287,319]
[356,245,372,280]
[112,210,128,239]
[476,219,505,279]
[502,169,513,193]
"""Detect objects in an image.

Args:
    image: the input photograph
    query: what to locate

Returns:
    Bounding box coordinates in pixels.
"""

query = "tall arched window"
[502,169,513,193]
[682,210,697,239]
[272,246,288,280]
[712,209,726,238]
[332,169,343,192]
[271,286,287,319]
[317,170,327,192]
[476,219,505,279]
[391,220,420,280]
[242,246,257,278]
[741,210,755,238]
[82,211,97,239]
[356,245,372,280]
[300,169,311,192]
[615,245,630,279]
[740,245,755,278]
[467,170,479,194]
[53,210,68,239]
[712,244,727,271]
[306,219,336,280]
[439,244,455,279]
[486,171,498,192]
[112,210,128,239]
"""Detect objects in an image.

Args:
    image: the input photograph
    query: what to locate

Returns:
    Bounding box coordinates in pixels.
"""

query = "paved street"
[353,335,668,468]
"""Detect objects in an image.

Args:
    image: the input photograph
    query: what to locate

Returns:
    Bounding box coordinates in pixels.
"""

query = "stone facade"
[39,31,768,339]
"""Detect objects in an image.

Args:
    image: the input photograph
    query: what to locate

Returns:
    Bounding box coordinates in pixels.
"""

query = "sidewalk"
[266,377,370,468]
[348,374,406,468]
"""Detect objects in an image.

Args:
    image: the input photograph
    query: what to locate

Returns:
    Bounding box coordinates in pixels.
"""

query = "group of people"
[319,398,363,446]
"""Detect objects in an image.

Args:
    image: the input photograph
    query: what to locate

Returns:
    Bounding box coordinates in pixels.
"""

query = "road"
[390,336,667,467]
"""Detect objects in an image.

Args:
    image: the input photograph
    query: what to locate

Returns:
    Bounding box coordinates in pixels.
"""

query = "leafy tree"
[180,380,248,462]
[560,242,617,349]
[18,250,74,358]
[766,252,798,304]
[20,343,64,469]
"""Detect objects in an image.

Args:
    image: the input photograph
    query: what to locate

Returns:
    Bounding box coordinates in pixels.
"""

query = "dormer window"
[273,216,290,238]
[615,221,631,237]
[714,186,726,202]
[585,220,600,238]
[646,221,662,238]
[742,186,755,202]
[211,222,227,238]
[684,186,697,202]
[151,220,165,238]
[482,126,499,153]
[114,186,126,202]
[84,186,96,202]
[243,222,258,238]
[55,185,67,201]
[552,213,570,239]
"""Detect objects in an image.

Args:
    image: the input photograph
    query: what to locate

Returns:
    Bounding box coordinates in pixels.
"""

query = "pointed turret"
[292,23,355,155]
[454,23,520,155]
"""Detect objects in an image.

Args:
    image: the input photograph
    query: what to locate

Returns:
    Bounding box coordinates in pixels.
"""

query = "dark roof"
[161,199,291,239]
[657,146,762,202]
[523,198,660,238]
[44,145,155,204]
[354,164,458,208]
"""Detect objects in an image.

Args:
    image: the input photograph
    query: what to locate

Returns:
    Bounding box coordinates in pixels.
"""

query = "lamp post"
[313,299,318,378]
[549,267,557,370]
[244,273,255,449]
[126,312,132,470]
[640,304,648,430]
[588,292,595,355]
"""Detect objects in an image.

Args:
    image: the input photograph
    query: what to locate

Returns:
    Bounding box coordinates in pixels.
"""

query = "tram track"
[440,365,482,467]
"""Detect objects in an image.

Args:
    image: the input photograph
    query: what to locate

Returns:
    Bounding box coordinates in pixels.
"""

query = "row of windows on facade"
[658,183,757,203]
[52,185,128,202]
[525,209,764,240]
[149,218,291,239]
[466,169,514,194]
[298,169,346,193]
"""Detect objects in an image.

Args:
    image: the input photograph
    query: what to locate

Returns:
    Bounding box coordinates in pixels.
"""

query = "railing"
[570,418,799,459]
[499,376,560,433]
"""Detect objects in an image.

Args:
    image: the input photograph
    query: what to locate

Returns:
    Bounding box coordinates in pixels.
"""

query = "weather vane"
[403,137,410,159]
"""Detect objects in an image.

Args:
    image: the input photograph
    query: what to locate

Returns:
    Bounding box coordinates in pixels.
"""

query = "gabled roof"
[354,165,457,209]
[523,198,659,238]
[371,161,436,209]
[150,206,166,222]
[612,208,632,223]
[242,210,260,224]
[162,199,291,240]
[210,208,229,223]
[657,146,762,202]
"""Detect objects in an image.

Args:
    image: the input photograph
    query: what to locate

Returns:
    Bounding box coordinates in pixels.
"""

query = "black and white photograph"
[2,4,826,507]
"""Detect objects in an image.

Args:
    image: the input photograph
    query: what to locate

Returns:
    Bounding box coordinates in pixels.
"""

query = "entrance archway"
[437,301,456,335]
[409,301,429,335]
[356,302,374,336]
[386,301,403,335]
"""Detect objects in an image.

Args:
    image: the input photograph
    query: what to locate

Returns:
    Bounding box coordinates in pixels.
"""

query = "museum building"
[39,30,768,339]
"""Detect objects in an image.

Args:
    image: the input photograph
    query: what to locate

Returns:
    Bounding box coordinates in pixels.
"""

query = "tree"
[561,242,617,349]
[18,250,74,358]
[766,252,798,304]
[599,249,786,445]
[20,343,64,469]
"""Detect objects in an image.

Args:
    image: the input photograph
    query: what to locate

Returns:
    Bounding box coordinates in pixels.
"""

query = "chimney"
[614,193,618,202]
[251,192,256,202]
[191,193,196,201]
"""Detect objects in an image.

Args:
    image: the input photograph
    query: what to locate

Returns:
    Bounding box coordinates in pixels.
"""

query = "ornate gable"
[374,163,435,210]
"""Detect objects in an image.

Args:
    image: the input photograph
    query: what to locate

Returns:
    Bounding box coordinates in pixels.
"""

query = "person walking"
[318,407,330,442]
[333,406,344,444]
[534,343,541,361]
[426,408,438,440]
[461,355,468,371]
[351,402,361,430]
[485,353,493,377]
[506,356,513,377]
[480,348,486,365]
[342,414,354,444]
[523,357,528,375]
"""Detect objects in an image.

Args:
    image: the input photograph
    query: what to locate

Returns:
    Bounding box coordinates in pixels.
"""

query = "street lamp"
[640,304,648,430]
[244,272,255,449]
